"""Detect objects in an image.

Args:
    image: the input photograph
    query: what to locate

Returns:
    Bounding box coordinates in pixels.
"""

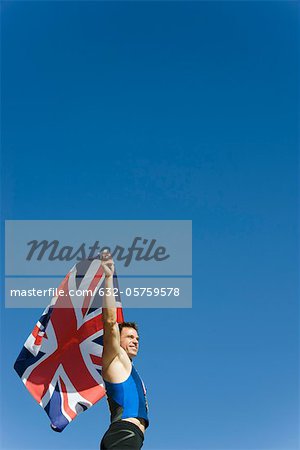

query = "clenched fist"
[101,251,115,278]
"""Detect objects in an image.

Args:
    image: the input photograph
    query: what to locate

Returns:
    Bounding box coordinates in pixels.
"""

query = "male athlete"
[100,252,149,450]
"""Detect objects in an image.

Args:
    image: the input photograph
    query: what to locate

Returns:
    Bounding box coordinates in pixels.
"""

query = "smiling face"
[120,327,140,359]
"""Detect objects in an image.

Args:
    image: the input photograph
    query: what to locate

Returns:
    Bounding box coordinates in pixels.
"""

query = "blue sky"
[1,1,299,449]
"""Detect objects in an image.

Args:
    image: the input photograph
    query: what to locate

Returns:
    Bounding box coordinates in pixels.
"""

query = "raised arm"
[101,253,121,367]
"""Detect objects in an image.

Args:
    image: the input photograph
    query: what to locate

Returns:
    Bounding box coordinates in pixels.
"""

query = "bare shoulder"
[102,347,132,383]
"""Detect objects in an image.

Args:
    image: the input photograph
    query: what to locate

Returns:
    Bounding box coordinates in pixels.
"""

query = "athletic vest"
[104,365,149,428]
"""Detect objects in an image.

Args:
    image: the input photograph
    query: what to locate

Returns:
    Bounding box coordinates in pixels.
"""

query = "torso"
[102,349,149,433]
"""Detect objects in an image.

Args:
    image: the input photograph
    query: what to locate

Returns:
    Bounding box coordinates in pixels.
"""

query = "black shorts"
[100,420,144,450]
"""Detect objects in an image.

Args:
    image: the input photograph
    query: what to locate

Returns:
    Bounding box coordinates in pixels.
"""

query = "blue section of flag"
[14,347,45,378]
[45,382,68,432]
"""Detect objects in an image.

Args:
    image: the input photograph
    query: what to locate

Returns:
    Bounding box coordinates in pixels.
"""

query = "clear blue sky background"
[1,1,299,449]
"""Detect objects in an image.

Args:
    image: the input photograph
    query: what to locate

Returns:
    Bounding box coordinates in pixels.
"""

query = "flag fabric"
[14,256,124,432]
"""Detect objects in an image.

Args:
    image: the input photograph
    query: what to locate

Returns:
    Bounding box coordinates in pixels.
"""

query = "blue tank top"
[104,365,149,428]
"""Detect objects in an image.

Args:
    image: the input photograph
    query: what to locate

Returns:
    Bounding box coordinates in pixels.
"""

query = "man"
[100,252,149,450]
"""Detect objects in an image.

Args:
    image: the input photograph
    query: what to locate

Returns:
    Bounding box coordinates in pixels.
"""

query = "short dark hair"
[118,322,139,335]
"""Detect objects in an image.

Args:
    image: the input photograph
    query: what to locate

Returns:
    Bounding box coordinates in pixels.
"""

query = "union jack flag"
[14,256,124,432]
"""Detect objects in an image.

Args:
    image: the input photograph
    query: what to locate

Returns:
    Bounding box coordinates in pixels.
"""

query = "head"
[118,322,139,359]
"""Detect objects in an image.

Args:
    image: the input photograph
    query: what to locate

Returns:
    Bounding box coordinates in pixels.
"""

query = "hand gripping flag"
[14,256,124,432]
